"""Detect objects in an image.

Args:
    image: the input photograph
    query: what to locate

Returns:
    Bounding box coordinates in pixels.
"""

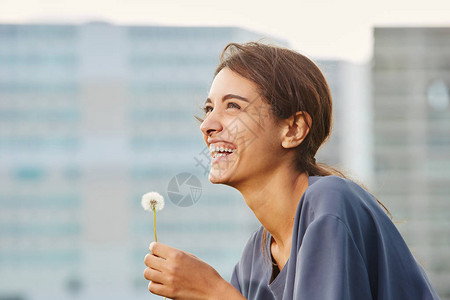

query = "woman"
[144,42,440,299]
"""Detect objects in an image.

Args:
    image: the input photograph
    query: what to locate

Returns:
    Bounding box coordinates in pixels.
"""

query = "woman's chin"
[209,172,226,184]
[208,168,232,184]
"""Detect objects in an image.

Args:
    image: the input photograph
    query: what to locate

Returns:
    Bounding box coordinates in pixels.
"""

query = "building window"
[427,80,449,111]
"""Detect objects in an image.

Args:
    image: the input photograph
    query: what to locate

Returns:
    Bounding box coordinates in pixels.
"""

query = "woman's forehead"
[208,68,259,101]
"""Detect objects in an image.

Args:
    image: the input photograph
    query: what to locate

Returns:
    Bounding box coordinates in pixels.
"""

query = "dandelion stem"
[151,211,166,300]
[153,207,158,242]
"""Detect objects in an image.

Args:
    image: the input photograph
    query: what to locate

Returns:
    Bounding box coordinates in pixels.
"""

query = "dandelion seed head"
[141,192,165,212]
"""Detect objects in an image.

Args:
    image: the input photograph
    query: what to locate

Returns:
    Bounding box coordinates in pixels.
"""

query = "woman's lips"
[211,150,235,164]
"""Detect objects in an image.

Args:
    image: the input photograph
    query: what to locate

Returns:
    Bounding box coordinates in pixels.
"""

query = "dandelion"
[142,192,166,299]
[141,192,165,242]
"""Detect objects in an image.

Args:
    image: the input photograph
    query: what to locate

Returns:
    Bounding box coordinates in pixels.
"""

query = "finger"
[149,242,177,259]
[143,267,165,284]
[144,253,166,271]
[148,281,170,298]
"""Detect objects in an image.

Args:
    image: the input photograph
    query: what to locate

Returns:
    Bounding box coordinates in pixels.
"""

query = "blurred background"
[0,1,449,299]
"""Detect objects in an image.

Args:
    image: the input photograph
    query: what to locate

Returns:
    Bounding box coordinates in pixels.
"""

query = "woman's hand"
[144,242,244,300]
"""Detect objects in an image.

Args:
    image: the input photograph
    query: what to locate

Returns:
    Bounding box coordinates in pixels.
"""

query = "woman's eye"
[227,102,241,109]
[203,106,213,114]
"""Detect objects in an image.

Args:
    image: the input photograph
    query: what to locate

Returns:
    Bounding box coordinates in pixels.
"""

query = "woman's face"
[200,67,287,188]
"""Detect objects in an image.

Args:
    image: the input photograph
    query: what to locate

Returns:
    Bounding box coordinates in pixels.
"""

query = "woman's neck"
[238,168,310,258]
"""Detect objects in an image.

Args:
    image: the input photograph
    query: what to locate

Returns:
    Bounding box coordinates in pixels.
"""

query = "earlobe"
[281,111,312,149]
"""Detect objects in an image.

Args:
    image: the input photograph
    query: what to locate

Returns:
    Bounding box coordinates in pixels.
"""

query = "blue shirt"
[230,175,440,299]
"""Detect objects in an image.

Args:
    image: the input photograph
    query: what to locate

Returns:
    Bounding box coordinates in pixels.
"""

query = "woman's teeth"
[209,144,236,158]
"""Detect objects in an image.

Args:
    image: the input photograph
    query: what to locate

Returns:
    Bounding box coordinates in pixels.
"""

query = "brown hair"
[213,42,390,264]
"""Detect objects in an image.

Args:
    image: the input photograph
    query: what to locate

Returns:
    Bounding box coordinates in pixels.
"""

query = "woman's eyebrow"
[223,94,249,102]
[205,94,249,105]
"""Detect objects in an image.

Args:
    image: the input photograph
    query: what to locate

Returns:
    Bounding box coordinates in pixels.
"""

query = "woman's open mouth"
[209,144,236,164]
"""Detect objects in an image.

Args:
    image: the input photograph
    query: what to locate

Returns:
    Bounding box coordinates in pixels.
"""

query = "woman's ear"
[280,111,312,149]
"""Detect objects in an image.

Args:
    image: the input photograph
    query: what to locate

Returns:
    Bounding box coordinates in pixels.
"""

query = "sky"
[1,0,449,62]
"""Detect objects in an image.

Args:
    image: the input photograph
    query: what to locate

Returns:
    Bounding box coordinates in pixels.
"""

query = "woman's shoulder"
[302,175,381,221]
[308,174,361,194]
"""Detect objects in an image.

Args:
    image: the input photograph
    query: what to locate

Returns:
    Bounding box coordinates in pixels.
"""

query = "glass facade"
[373,27,450,299]
[0,24,82,300]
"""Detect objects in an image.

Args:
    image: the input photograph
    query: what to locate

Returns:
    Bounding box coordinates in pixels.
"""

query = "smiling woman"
[143,42,441,300]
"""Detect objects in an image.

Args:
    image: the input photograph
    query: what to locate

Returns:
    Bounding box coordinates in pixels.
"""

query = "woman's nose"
[200,110,223,137]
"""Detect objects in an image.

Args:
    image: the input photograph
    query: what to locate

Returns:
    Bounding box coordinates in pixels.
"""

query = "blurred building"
[372,27,450,298]
[316,60,373,186]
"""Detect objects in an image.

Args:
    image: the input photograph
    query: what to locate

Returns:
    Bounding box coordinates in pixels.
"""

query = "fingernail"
[149,241,155,252]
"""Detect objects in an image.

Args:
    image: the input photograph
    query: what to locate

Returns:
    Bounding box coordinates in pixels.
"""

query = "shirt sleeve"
[230,263,242,294]
[293,214,373,300]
